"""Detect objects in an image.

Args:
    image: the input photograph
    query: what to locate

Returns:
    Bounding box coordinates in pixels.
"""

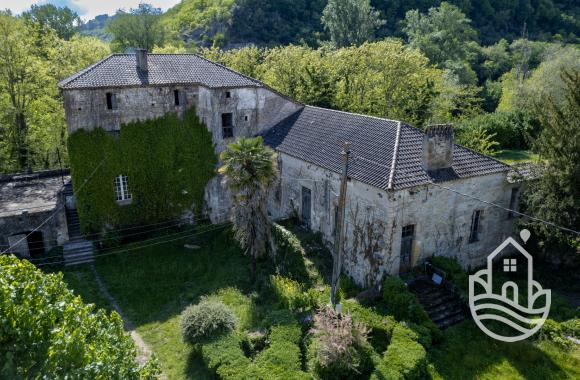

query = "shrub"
[539,319,578,349]
[343,299,397,353]
[382,276,442,345]
[308,306,371,378]
[370,324,427,380]
[181,299,236,345]
[0,255,159,379]
[270,274,318,311]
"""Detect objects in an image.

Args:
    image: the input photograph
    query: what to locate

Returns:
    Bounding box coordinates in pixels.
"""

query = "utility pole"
[330,142,350,308]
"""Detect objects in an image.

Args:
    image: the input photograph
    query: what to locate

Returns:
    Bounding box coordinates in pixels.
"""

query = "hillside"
[155,0,579,48]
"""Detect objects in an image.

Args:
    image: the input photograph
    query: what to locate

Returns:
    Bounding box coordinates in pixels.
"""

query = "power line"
[36,222,232,267]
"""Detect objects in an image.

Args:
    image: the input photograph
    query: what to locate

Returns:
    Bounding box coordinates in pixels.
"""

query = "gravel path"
[90,265,166,378]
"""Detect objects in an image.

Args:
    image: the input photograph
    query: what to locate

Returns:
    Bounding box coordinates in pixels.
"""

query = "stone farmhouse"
[58,50,521,286]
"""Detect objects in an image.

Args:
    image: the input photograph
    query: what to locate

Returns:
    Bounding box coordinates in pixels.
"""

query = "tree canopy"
[0,255,159,378]
[22,4,81,40]
[321,0,385,47]
[107,4,166,52]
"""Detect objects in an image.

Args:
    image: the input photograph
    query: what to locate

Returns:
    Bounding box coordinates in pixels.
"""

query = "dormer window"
[106,92,117,110]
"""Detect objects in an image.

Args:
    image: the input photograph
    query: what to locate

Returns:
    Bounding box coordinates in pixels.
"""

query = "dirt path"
[90,265,166,378]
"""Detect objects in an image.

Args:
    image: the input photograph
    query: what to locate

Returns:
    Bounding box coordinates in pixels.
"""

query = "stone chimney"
[136,48,148,73]
[422,124,454,172]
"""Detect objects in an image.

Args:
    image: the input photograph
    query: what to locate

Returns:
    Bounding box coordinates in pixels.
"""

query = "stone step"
[434,311,466,329]
[425,298,464,317]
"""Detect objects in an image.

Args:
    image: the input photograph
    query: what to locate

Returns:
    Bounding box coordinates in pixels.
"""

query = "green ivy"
[68,107,217,233]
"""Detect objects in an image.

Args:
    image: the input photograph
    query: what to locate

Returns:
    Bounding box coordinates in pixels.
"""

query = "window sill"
[117,199,133,206]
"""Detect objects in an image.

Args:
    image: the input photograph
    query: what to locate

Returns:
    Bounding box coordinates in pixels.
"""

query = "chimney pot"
[136,48,148,73]
[422,124,454,172]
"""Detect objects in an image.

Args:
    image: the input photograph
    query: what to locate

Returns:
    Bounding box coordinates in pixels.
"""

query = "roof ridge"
[387,121,402,190]
[304,105,402,124]
[192,53,303,105]
[58,54,115,88]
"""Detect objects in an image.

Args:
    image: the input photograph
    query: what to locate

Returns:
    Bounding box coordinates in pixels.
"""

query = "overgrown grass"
[59,224,579,380]
[495,149,540,164]
[428,321,580,380]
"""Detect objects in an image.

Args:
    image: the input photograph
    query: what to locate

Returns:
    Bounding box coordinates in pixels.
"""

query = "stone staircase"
[63,183,94,266]
[409,277,466,329]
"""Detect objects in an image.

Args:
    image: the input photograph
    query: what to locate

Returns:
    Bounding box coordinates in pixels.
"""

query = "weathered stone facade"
[274,153,518,286]
[0,171,69,257]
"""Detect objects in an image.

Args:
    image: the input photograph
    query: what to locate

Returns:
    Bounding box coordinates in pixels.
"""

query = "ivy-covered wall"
[68,107,218,233]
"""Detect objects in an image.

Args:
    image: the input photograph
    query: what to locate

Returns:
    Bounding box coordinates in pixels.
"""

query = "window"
[222,113,233,139]
[114,175,132,202]
[508,187,519,218]
[503,258,517,272]
[225,91,231,98]
[469,210,482,243]
[106,92,117,110]
[400,224,415,273]
[174,89,181,106]
[402,224,415,239]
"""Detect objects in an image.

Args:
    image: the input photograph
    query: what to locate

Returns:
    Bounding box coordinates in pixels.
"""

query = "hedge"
[68,106,217,233]
[200,316,309,379]
[370,324,427,380]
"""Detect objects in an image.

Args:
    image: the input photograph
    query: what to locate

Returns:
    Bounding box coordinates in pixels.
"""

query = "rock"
[184,244,201,250]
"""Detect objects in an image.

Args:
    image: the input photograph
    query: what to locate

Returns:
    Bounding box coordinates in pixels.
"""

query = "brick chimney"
[422,124,454,172]
[136,48,148,73]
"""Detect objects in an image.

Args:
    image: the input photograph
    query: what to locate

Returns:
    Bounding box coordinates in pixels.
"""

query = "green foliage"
[429,256,468,296]
[538,319,577,349]
[321,0,385,47]
[455,126,500,156]
[371,324,427,380]
[200,317,308,379]
[22,4,80,40]
[0,255,158,379]
[343,299,397,353]
[107,4,166,52]
[0,12,109,173]
[219,137,278,275]
[68,106,217,233]
[270,275,318,311]
[382,276,442,345]
[521,70,580,251]
[181,299,236,345]
[402,2,479,84]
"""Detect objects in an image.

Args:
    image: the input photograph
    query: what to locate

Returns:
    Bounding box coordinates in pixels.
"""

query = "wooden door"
[301,186,311,229]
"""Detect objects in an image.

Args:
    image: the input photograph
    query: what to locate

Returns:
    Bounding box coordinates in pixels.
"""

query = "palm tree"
[218,136,278,278]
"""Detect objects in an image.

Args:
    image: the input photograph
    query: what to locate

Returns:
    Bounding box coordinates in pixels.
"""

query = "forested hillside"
[155,0,579,48]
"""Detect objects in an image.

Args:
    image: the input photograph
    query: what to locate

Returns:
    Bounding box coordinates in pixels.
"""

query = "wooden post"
[331,142,350,307]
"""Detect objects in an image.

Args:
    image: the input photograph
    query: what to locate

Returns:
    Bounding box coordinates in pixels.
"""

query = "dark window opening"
[400,224,415,273]
[174,89,180,106]
[244,115,249,121]
[469,210,482,243]
[225,91,231,98]
[222,113,233,139]
[508,187,519,219]
[106,92,117,110]
[27,231,45,258]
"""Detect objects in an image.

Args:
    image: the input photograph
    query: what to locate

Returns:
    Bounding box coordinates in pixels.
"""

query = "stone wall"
[0,203,67,257]
[275,153,518,286]
[63,84,301,224]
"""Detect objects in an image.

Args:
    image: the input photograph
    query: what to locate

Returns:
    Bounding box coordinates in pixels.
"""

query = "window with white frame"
[114,175,132,202]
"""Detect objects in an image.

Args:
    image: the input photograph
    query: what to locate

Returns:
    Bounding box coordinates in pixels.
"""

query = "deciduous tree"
[321,0,384,47]
[107,3,166,52]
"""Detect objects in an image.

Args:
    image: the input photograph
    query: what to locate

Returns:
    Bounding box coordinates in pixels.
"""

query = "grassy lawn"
[60,225,579,380]
[428,321,580,380]
[495,149,540,164]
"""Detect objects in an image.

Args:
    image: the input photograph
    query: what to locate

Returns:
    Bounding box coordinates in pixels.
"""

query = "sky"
[2,0,181,20]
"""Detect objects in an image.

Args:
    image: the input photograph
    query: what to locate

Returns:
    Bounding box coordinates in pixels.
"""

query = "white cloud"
[2,0,181,20]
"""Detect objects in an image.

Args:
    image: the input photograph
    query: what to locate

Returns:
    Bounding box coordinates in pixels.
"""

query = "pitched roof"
[58,54,263,90]
[263,106,510,191]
